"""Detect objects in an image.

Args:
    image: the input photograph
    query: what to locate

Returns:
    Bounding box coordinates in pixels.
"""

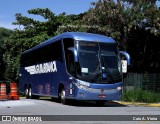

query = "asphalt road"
[0,98,160,124]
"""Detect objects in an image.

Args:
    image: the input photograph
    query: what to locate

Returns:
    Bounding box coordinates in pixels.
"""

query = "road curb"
[116,101,160,107]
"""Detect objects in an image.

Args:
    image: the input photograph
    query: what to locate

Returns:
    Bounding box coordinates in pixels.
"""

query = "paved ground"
[0,98,160,124]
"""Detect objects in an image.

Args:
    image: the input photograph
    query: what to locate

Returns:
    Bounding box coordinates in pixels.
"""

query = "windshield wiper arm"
[101,56,114,82]
[90,62,102,83]
[91,72,102,83]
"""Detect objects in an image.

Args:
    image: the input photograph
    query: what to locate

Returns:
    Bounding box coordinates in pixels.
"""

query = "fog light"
[117,86,122,91]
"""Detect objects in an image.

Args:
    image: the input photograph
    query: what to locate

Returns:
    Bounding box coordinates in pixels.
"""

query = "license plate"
[98,94,106,98]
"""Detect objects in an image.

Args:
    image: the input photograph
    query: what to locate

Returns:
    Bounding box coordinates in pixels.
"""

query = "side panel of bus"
[19,61,69,97]
[19,39,71,97]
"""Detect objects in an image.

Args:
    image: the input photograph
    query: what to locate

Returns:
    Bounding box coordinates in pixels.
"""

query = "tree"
[0,27,12,80]
[55,13,86,34]
[3,8,66,80]
[83,0,160,48]
[82,0,160,72]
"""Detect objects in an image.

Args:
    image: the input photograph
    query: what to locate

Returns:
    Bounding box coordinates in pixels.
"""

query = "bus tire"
[28,86,39,99]
[28,87,32,99]
[25,86,29,99]
[96,101,105,106]
[60,88,67,105]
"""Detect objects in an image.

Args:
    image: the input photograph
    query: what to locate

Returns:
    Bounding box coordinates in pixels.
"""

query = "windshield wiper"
[101,56,114,83]
[91,72,102,83]
[91,43,103,83]
[90,62,102,83]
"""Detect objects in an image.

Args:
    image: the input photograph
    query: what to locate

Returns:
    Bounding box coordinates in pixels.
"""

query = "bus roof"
[23,32,116,54]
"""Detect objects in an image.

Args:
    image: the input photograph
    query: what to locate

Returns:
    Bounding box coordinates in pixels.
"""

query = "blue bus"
[19,32,130,105]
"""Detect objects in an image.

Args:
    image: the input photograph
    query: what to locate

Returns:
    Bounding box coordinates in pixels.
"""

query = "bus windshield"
[77,41,121,83]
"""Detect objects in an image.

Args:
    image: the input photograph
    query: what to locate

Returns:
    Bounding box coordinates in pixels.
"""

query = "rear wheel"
[28,87,32,99]
[25,86,29,99]
[27,86,39,99]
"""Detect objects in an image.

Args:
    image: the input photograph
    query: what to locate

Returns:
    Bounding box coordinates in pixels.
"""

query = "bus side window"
[37,40,63,63]
[21,40,63,67]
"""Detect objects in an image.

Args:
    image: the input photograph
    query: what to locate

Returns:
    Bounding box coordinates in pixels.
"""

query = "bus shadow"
[42,98,128,107]
[66,100,128,107]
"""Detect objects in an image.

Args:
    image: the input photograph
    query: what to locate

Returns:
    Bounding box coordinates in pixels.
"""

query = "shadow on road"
[39,97,128,107]
[66,100,127,107]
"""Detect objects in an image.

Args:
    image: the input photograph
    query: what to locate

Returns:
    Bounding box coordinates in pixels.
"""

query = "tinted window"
[21,40,62,67]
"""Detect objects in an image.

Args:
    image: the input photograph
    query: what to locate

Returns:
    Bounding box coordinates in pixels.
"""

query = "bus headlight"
[117,86,122,91]
[75,80,90,89]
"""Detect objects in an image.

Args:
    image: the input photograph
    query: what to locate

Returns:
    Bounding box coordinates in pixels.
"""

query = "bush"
[122,88,160,103]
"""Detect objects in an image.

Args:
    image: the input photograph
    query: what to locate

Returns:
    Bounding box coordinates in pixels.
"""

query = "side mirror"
[119,51,131,65]
[119,51,131,74]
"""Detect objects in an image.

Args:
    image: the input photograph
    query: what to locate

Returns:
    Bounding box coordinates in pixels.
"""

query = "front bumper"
[74,86,122,101]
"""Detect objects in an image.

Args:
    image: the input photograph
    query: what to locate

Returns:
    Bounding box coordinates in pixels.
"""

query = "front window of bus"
[100,43,122,83]
[76,41,99,82]
[76,41,122,83]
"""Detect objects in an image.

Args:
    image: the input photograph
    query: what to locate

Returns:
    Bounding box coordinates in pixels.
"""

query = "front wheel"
[60,89,67,105]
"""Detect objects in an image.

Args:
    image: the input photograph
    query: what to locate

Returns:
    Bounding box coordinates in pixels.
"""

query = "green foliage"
[82,0,160,49]
[0,28,13,80]
[3,52,20,81]
[0,27,12,50]
[3,8,61,81]
[82,0,160,72]
[123,88,160,103]
[55,13,86,34]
